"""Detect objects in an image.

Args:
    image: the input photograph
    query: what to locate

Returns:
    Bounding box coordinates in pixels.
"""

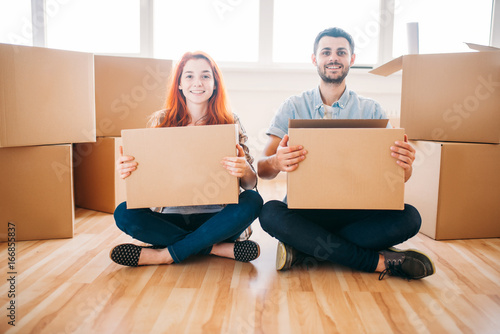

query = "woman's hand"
[221,144,250,178]
[221,144,257,189]
[117,146,138,179]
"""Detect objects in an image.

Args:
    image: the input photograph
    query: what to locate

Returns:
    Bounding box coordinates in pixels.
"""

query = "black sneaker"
[379,247,436,280]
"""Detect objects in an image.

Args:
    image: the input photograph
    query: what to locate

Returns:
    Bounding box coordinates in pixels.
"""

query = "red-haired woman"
[110,51,263,267]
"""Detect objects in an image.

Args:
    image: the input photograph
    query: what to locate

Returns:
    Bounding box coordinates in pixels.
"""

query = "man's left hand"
[390,134,415,182]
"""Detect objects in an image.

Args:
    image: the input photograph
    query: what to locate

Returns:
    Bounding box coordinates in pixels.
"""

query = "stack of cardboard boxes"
[371,49,500,240]
[0,43,172,241]
[1,43,95,241]
[73,55,172,214]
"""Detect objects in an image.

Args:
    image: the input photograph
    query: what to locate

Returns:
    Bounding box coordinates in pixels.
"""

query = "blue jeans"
[259,200,421,272]
[114,190,263,263]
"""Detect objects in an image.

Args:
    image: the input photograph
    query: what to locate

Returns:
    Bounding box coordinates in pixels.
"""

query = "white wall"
[222,67,403,158]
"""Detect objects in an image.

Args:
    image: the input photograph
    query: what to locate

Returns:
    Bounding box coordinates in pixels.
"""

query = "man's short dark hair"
[313,27,355,55]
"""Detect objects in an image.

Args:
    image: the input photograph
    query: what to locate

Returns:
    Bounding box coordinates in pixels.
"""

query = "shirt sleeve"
[233,114,254,167]
[266,98,296,138]
[147,109,166,128]
[373,102,392,128]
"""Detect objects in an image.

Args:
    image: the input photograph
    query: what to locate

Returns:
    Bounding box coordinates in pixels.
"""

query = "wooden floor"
[2,179,500,333]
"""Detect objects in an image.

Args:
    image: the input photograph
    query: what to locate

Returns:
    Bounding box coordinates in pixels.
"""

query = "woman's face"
[178,58,215,108]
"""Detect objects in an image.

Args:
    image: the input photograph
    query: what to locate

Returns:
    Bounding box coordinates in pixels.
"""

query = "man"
[258,27,434,280]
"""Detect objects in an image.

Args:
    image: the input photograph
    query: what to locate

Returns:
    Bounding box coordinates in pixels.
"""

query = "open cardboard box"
[73,137,126,214]
[405,140,500,240]
[94,55,172,137]
[0,43,96,148]
[122,124,239,209]
[287,119,405,210]
[0,145,74,241]
[370,49,500,144]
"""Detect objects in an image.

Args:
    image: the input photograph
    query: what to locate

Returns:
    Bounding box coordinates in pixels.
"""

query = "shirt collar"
[314,85,351,114]
[335,87,350,109]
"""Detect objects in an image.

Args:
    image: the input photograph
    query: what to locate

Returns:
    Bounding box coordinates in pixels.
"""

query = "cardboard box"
[94,55,172,136]
[0,145,74,241]
[287,119,405,210]
[370,51,500,144]
[73,137,126,214]
[405,140,500,240]
[0,43,96,147]
[122,124,239,209]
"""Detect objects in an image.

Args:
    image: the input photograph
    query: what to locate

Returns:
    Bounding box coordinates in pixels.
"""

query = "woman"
[110,51,263,267]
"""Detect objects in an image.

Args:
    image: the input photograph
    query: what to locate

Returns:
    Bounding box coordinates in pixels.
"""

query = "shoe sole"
[234,240,260,262]
[109,243,143,267]
[388,247,436,276]
[276,242,290,271]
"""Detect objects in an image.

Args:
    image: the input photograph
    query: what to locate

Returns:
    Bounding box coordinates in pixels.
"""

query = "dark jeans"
[259,200,421,272]
[114,190,263,263]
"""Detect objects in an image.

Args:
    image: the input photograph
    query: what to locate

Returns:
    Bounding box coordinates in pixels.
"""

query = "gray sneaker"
[236,226,253,242]
[379,247,436,280]
[276,241,297,271]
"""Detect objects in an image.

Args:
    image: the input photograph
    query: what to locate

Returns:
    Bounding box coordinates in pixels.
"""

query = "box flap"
[369,56,403,77]
[289,119,389,129]
[466,43,500,52]
[399,51,500,144]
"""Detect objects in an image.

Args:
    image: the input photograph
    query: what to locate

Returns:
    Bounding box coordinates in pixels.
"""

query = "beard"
[317,63,350,84]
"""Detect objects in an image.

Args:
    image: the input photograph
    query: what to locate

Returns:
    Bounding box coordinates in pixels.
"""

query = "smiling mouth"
[190,90,205,94]
[326,64,342,70]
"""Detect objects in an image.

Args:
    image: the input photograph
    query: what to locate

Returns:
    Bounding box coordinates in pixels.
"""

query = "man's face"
[312,36,355,84]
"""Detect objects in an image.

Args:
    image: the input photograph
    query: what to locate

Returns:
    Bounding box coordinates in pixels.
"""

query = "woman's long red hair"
[154,51,233,127]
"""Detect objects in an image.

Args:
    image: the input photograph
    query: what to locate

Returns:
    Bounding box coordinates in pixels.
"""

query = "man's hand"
[257,134,308,179]
[273,135,308,172]
[390,134,415,182]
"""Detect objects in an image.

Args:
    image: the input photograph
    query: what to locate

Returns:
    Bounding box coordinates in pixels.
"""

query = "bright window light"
[393,0,493,56]
[153,0,259,62]
[46,0,140,53]
[0,0,32,46]
[273,0,380,65]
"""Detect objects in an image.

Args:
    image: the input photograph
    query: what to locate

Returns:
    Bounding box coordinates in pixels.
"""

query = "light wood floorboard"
[1,179,500,333]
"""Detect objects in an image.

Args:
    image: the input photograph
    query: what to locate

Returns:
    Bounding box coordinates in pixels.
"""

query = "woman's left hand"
[221,144,250,178]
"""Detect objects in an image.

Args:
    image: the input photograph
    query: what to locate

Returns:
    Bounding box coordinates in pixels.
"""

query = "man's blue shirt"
[267,86,390,138]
